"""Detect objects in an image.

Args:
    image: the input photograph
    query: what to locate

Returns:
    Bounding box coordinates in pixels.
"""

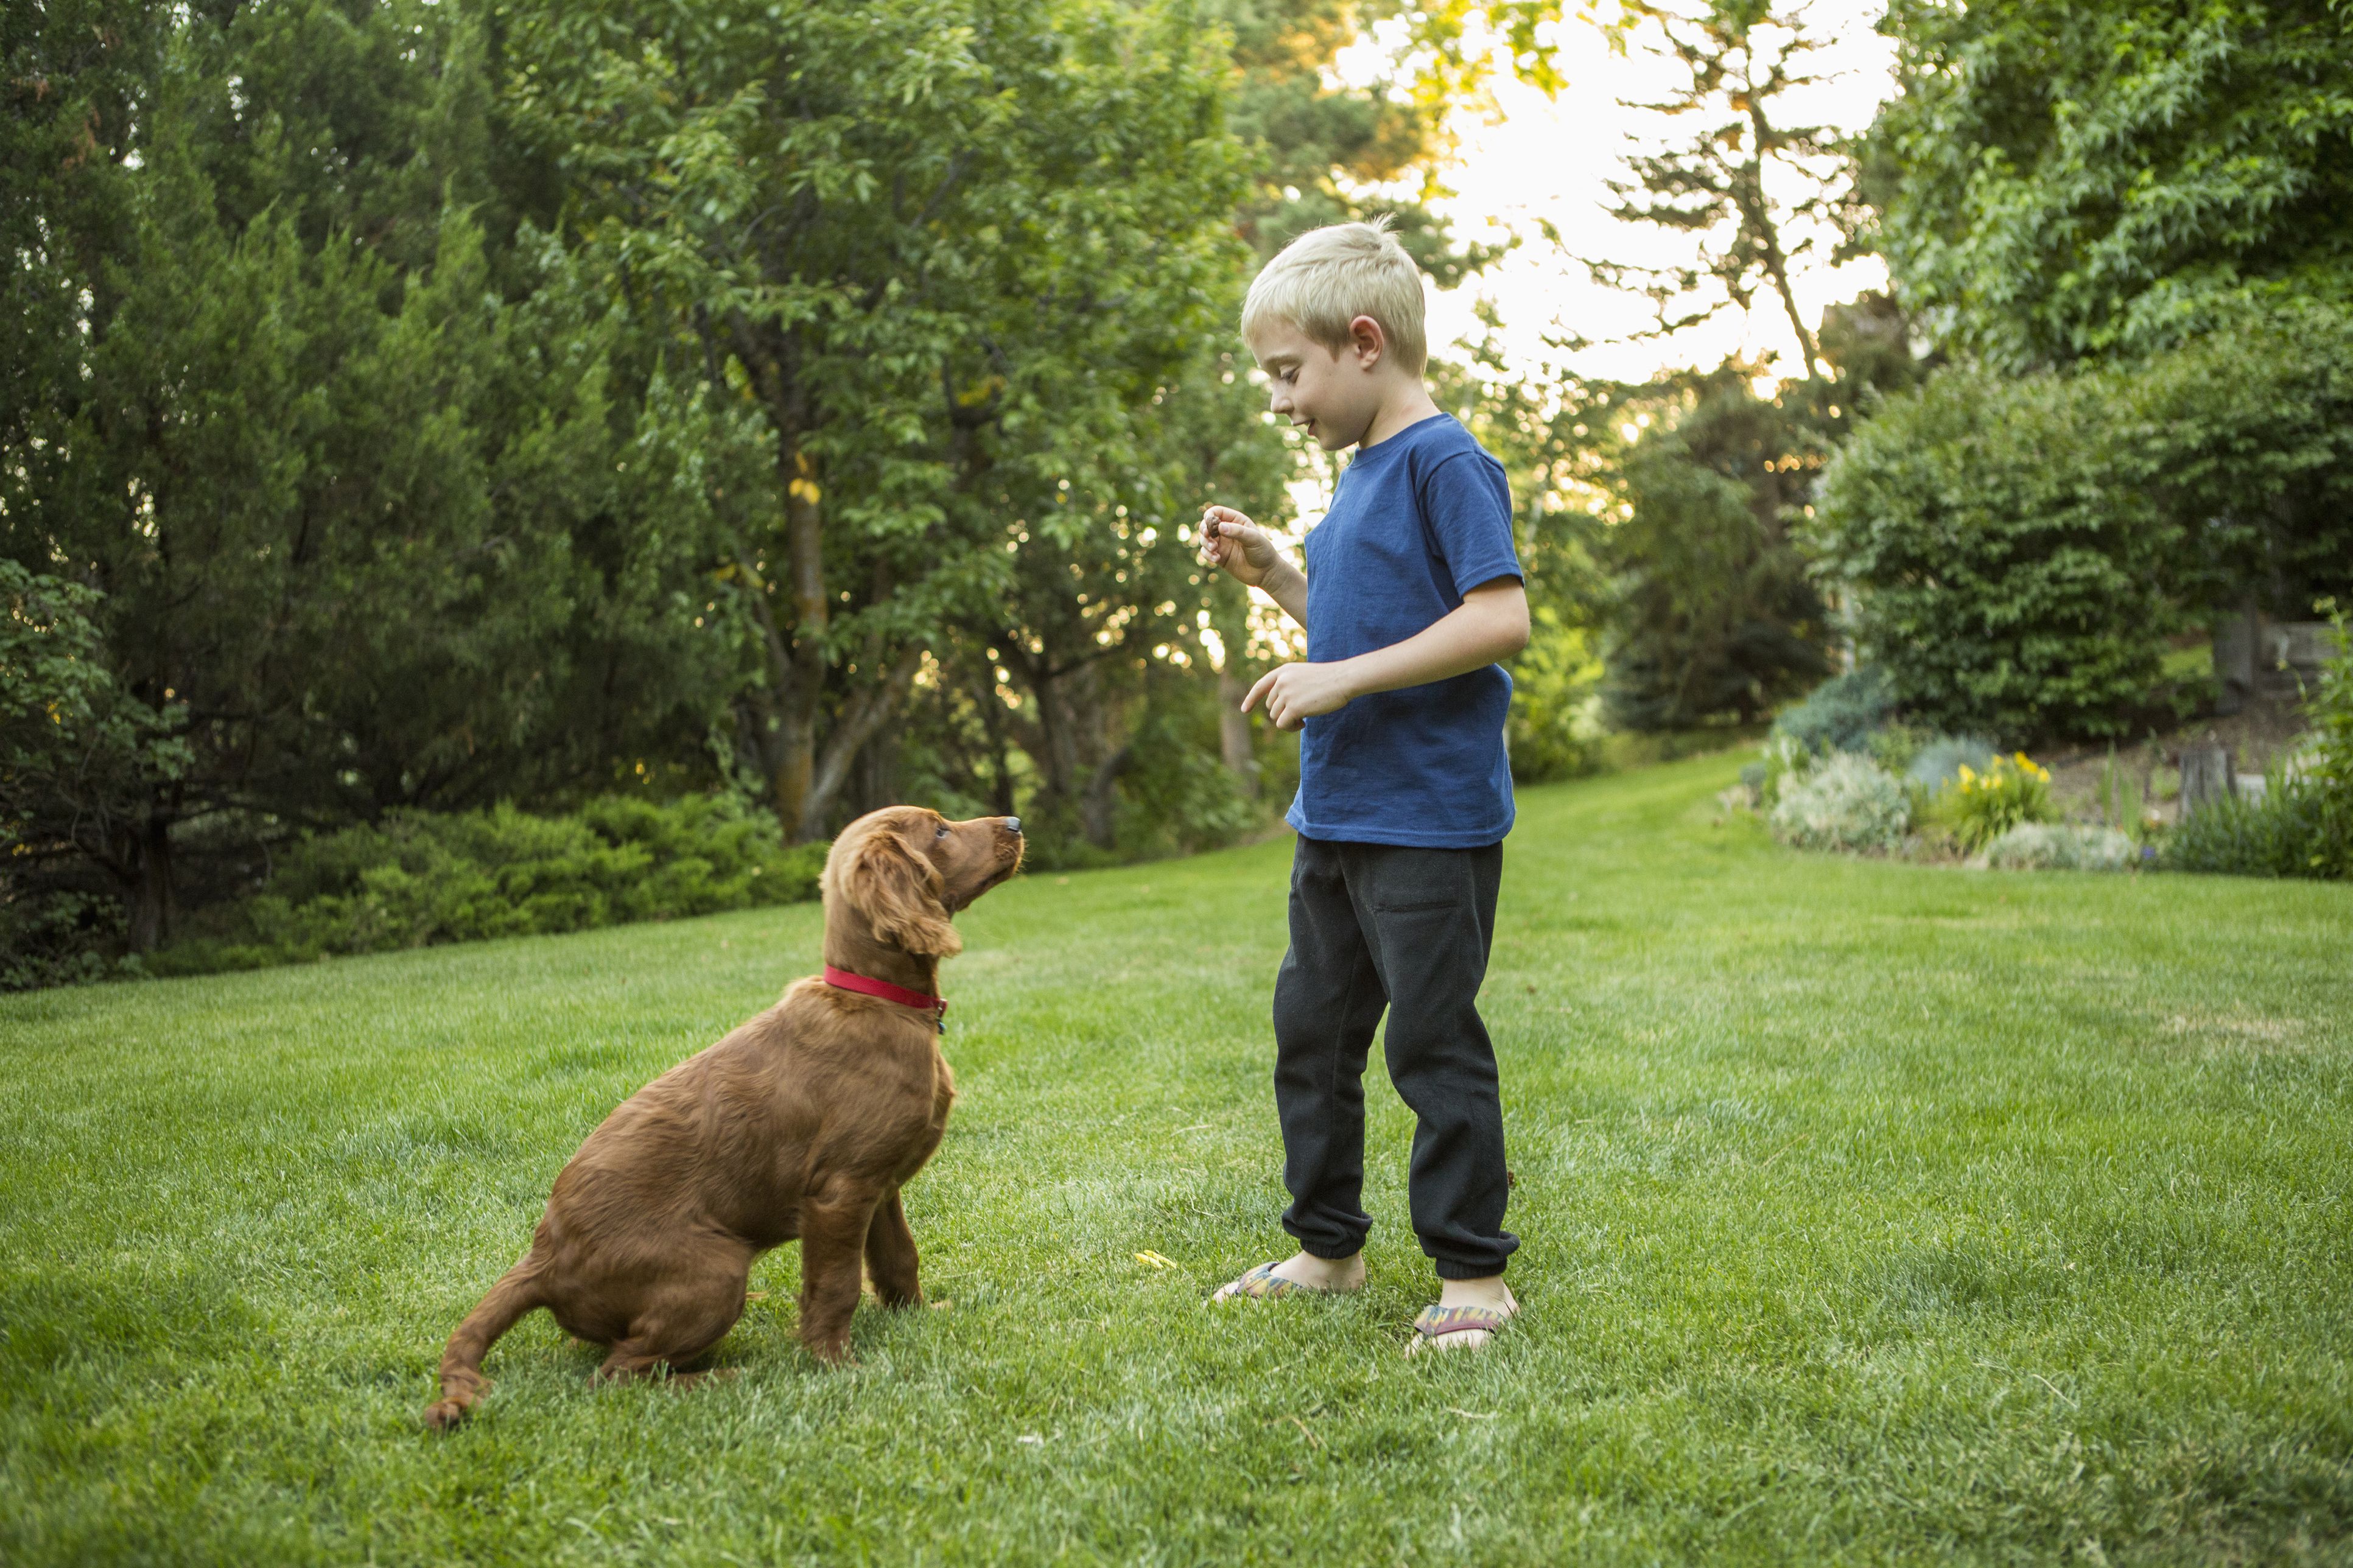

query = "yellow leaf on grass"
[1134,1250,1178,1270]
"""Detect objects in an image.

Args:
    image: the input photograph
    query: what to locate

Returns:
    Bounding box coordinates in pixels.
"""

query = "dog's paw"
[421,1393,478,1431]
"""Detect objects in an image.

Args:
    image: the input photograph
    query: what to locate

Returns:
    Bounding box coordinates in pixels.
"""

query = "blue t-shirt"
[1285,414,1521,848]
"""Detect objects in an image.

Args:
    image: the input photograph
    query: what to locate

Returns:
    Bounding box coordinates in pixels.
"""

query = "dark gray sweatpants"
[1271,835,1517,1279]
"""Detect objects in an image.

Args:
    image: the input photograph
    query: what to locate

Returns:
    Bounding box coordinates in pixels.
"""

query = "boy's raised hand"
[1198,505,1282,589]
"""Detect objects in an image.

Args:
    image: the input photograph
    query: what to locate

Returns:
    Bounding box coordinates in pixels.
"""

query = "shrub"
[2295,606,2353,879]
[1811,371,2175,742]
[1930,752,2055,853]
[1984,824,2137,872]
[147,795,826,976]
[1906,734,2000,793]
[1769,753,1910,853]
[1509,611,1607,784]
[2161,784,2339,879]
[1811,309,2353,743]
[1770,668,1895,757]
[2161,607,2352,880]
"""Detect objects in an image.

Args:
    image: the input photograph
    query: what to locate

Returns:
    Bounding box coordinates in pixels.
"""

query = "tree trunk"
[1211,604,1258,799]
[122,810,175,953]
[728,322,833,842]
[1080,741,1131,850]
[800,645,924,839]
[2179,741,2234,817]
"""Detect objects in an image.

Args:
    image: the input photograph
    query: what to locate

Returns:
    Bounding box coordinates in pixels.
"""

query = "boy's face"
[1248,318,1390,452]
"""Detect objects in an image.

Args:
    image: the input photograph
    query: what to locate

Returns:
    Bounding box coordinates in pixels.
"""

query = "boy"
[1198,219,1528,1353]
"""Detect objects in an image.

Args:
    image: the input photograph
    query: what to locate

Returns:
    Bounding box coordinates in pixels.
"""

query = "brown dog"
[422,807,1022,1429]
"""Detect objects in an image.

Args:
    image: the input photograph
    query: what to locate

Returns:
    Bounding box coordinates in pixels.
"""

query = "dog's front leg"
[863,1187,922,1308]
[797,1189,878,1362]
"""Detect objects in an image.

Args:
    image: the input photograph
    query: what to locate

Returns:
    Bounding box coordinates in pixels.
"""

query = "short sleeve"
[1418,450,1521,601]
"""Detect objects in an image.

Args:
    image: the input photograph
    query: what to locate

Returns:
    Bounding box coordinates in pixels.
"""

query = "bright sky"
[1342,0,1899,389]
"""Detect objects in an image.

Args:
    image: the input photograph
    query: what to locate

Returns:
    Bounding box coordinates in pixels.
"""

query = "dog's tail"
[423,1259,545,1430]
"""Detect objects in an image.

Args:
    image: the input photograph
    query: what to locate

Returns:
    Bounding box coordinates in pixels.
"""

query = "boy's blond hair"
[1241,216,1428,376]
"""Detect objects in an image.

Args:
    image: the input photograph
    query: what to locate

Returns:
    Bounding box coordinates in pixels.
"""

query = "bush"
[1811,308,2353,743]
[2161,785,2340,879]
[1509,610,1607,784]
[1984,824,2137,872]
[1770,668,1895,757]
[1930,752,2056,853]
[148,795,826,976]
[1769,753,1910,853]
[2295,606,2353,879]
[2160,607,2352,880]
[1811,371,2176,743]
[1905,734,2000,793]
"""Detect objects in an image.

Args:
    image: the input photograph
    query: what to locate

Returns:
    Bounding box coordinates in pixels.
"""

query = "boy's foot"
[1406,1276,1517,1355]
[1211,1250,1366,1301]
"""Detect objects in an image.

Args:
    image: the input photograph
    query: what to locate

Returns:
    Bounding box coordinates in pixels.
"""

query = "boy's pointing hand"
[1242,662,1353,732]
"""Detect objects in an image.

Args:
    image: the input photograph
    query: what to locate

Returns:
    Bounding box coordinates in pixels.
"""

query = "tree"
[1864,0,2353,370]
[2,0,738,947]
[0,564,189,971]
[1587,0,1854,381]
[503,0,1268,842]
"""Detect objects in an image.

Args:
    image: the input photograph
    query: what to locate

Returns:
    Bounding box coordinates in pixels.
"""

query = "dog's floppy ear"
[846,828,963,958]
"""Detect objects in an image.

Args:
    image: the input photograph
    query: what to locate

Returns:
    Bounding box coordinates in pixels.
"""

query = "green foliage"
[1813,307,2353,740]
[1810,370,2178,742]
[5,0,748,954]
[1600,373,1833,729]
[2130,307,2353,621]
[1929,752,2056,855]
[5,0,1331,985]
[1866,0,2353,369]
[1506,607,1604,784]
[1983,824,2137,873]
[2167,607,2353,880]
[2300,607,2353,878]
[1903,733,1998,793]
[1766,751,1909,853]
[0,564,192,987]
[1769,667,1893,757]
[2161,784,2342,880]
[149,796,825,976]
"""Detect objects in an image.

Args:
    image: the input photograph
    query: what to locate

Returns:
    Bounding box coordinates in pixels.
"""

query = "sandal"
[1408,1292,1517,1353]
[1212,1260,1337,1301]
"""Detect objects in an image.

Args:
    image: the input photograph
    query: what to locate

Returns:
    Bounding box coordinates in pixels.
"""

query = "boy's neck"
[1357,380,1443,450]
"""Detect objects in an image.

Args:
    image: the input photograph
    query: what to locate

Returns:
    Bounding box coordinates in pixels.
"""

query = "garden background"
[5,0,2353,1559]
[9,0,2349,982]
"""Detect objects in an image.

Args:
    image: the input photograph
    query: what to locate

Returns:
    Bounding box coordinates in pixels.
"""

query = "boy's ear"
[844,829,962,959]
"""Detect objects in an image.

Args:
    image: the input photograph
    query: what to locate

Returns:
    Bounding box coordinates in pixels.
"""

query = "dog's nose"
[1003,816,1022,835]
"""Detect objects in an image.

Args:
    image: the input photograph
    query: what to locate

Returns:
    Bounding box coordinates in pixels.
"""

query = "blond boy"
[1199,220,1528,1351]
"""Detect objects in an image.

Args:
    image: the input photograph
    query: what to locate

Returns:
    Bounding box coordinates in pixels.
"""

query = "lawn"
[4,755,2350,1566]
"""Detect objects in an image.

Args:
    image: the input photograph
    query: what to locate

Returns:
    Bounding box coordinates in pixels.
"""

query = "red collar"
[822,965,947,1032]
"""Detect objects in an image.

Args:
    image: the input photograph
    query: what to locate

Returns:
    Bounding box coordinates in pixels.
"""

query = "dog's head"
[822,807,1025,961]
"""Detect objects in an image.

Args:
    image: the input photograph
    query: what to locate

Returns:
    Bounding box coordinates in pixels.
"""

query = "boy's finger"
[1241,670,1277,713]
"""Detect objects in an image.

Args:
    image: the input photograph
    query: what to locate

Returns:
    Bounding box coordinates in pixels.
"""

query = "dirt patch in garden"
[2037,694,2314,828]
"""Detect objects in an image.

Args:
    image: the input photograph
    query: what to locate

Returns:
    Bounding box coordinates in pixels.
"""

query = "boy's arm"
[1242,578,1529,732]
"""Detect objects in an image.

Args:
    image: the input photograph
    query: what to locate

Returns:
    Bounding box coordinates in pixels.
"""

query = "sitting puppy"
[423,807,1022,1429]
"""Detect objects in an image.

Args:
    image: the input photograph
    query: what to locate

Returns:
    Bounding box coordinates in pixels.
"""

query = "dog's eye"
[935,824,949,839]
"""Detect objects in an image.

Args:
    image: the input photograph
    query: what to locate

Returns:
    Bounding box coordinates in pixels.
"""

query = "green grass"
[4,756,2350,1566]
